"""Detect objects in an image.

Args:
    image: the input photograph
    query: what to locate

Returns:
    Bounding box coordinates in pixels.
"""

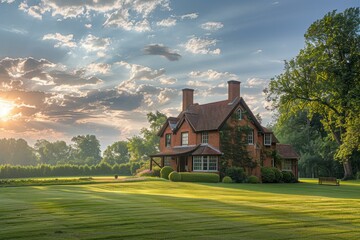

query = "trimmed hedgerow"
[160,166,174,180]
[169,171,181,182]
[282,171,297,183]
[225,167,247,183]
[261,167,275,183]
[247,175,260,184]
[179,172,219,183]
[271,167,283,183]
[222,176,233,183]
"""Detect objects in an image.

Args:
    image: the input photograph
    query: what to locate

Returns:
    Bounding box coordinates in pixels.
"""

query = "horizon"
[0,0,358,151]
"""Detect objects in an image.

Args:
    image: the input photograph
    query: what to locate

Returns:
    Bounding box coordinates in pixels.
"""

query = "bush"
[271,167,283,183]
[222,176,232,183]
[282,171,297,183]
[160,166,174,180]
[247,175,260,184]
[169,171,181,182]
[151,167,161,177]
[261,167,275,183]
[180,172,219,183]
[225,167,247,183]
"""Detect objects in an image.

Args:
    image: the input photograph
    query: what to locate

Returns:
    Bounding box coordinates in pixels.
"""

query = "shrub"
[247,175,260,184]
[169,171,181,182]
[151,167,161,177]
[225,167,247,183]
[160,166,174,180]
[222,176,233,183]
[271,167,283,183]
[180,172,219,183]
[282,171,297,183]
[261,167,275,183]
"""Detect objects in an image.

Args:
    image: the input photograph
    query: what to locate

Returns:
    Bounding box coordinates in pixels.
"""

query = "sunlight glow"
[0,99,14,121]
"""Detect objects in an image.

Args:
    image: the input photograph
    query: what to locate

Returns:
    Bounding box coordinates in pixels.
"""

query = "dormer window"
[181,132,189,146]
[236,108,242,120]
[165,134,171,147]
[264,133,272,146]
[201,132,209,144]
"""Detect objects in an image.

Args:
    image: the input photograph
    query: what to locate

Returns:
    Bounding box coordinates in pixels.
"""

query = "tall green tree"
[102,141,129,165]
[34,139,72,165]
[0,138,37,165]
[71,135,101,165]
[266,8,360,179]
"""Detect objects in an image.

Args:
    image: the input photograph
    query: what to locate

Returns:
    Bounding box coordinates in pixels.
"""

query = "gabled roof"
[158,96,269,137]
[276,144,299,160]
[150,144,222,157]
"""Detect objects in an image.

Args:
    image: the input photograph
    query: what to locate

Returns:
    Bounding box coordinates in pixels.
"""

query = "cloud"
[84,24,92,29]
[245,78,266,88]
[254,49,263,54]
[80,34,110,56]
[86,63,111,75]
[200,22,224,31]
[180,13,198,20]
[43,33,77,48]
[117,61,166,82]
[189,69,239,81]
[156,18,176,27]
[143,44,181,61]
[1,0,15,3]
[158,76,176,85]
[183,37,221,55]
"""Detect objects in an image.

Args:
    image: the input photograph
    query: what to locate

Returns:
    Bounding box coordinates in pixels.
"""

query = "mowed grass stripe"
[1,180,360,239]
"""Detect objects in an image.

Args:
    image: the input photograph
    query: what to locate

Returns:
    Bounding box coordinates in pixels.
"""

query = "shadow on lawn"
[193,181,360,200]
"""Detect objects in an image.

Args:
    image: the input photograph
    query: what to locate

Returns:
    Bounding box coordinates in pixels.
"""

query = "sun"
[0,99,14,121]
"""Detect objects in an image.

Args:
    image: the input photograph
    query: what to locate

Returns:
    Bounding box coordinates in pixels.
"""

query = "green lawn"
[1,179,360,240]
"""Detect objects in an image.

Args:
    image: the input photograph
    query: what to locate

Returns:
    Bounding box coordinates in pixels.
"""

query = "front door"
[179,156,187,172]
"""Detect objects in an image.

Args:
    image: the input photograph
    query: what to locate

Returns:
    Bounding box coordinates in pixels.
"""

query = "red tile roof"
[276,144,299,160]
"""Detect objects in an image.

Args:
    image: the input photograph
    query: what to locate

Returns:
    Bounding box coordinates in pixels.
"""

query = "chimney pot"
[228,80,241,102]
[182,88,194,111]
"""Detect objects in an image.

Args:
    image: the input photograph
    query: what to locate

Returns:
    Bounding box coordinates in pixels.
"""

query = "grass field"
[1,178,360,240]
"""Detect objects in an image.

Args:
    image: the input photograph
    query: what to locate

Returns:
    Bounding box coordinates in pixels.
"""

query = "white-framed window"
[236,108,242,120]
[282,160,292,171]
[181,132,189,146]
[193,156,218,172]
[264,133,272,146]
[247,130,254,145]
[164,157,172,166]
[201,132,209,144]
[165,134,171,147]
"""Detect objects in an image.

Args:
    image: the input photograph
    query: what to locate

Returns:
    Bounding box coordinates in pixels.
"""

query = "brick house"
[150,80,298,179]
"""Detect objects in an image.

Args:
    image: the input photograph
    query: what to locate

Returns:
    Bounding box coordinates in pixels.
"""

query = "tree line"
[0,112,167,168]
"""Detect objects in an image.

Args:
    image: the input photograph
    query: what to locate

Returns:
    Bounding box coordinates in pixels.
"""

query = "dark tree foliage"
[0,138,37,165]
[71,135,102,165]
[266,8,360,179]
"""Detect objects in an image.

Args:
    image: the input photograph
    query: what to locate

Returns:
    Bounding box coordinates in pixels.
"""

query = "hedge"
[179,172,220,183]
[261,167,275,183]
[247,175,260,184]
[169,171,181,182]
[0,163,134,179]
[282,171,297,183]
[225,167,247,183]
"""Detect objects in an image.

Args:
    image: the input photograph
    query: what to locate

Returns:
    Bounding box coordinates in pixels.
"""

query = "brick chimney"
[182,88,194,111]
[228,80,241,102]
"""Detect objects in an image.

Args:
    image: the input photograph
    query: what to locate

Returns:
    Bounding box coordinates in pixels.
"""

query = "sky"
[0,0,359,150]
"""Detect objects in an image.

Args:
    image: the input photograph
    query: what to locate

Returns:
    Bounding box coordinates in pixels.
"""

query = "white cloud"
[200,22,224,31]
[86,63,111,75]
[187,80,210,87]
[1,0,15,4]
[189,69,239,81]
[103,9,151,32]
[159,76,177,85]
[245,78,266,88]
[180,13,198,20]
[42,33,77,48]
[117,61,165,82]
[84,24,92,29]
[156,18,176,27]
[80,34,110,52]
[254,49,263,54]
[183,37,221,55]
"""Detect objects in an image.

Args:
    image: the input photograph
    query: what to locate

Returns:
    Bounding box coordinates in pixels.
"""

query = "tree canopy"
[266,8,360,179]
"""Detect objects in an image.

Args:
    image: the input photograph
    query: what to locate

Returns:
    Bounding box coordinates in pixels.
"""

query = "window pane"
[209,157,218,171]
[193,156,202,170]
[164,157,171,166]
[247,130,254,145]
[182,132,188,145]
[202,132,208,144]
[165,134,171,147]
